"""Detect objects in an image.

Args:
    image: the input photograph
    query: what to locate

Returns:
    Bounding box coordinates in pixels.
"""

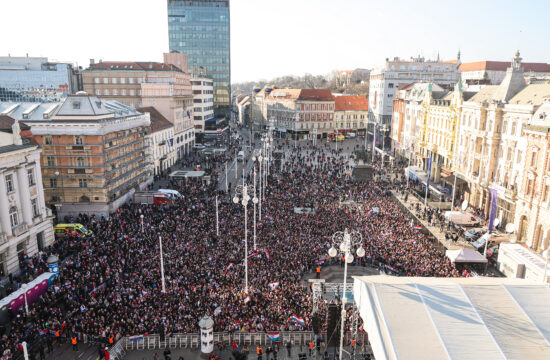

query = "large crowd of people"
[2,133,462,359]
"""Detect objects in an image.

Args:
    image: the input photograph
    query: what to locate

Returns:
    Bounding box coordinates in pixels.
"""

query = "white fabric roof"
[446,248,488,263]
[353,276,550,360]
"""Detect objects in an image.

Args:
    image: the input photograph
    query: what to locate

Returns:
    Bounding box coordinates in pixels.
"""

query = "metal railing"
[121,331,318,351]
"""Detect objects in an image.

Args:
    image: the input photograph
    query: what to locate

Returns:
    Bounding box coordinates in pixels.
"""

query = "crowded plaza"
[1,132,464,359]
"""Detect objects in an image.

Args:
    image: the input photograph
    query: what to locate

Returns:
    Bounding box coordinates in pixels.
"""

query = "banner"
[488,188,498,230]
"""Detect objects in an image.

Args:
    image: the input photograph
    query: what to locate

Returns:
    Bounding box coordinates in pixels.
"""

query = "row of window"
[335,114,366,120]
[95,88,140,97]
[8,199,40,228]
[299,103,333,111]
[5,170,36,193]
[94,77,140,85]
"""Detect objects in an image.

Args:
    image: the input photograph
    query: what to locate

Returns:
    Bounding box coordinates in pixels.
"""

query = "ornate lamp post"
[233,184,257,293]
[328,229,365,360]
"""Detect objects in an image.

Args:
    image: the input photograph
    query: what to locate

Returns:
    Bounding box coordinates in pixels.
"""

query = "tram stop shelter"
[353,276,550,360]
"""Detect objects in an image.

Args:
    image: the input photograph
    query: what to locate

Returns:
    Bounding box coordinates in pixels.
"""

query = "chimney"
[90,58,95,65]
[99,59,103,63]
[12,119,23,146]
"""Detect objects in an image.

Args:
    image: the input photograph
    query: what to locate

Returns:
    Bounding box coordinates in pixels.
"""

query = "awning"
[277,127,287,133]
[441,172,468,187]
[353,276,550,360]
[445,248,488,263]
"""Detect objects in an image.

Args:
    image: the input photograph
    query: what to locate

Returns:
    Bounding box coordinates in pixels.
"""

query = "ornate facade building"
[456,52,550,227]
[0,116,54,275]
[515,97,550,251]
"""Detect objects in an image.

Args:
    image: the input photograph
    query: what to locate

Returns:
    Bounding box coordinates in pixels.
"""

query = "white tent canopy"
[445,248,488,263]
[353,276,550,360]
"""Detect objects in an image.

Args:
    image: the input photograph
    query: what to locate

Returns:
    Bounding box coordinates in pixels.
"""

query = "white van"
[237,151,245,162]
[158,189,184,200]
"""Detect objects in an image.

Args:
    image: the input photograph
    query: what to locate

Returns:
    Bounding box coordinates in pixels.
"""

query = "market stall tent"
[445,248,488,263]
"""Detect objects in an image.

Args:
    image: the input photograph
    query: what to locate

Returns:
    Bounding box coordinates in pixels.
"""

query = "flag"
[413,225,422,231]
[426,157,432,189]
[315,259,325,265]
[488,188,498,231]
[263,250,270,260]
[265,215,273,222]
[129,335,144,342]
[226,263,234,270]
[267,332,280,341]
[291,315,305,325]
[367,209,374,216]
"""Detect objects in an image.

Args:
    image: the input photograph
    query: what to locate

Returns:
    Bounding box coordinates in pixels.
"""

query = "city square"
[1,1,550,360]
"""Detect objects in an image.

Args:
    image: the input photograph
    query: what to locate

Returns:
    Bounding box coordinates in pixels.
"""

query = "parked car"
[463,228,483,241]
[133,192,172,205]
[192,144,206,151]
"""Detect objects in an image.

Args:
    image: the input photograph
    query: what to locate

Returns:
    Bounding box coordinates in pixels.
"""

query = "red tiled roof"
[297,89,335,102]
[136,107,174,133]
[335,96,369,111]
[459,61,550,72]
[88,62,183,72]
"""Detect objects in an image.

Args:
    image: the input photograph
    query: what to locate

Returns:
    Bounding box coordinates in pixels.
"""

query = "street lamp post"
[215,195,219,237]
[159,235,166,293]
[233,184,257,293]
[140,214,144,233]
[22,283,29,315]
[328,229,365,360]
[253,168,257,250]
[225,162,228,193]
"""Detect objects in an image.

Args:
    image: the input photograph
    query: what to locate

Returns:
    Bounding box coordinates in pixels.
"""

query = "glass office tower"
[168,0,230,117]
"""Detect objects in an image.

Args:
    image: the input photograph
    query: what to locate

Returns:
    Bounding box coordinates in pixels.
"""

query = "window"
[94,77,100,84]
[120,78,126,84]
[77,157,85,167]
[75,136,83,145]
[545,185,550,203]
[517,151,522,164]
[49,178,57,188]
[31,198,39,217]
[113,89,118,96]
[121,89,126,96]
[527,179,534,195]
[9,207,18,228]
[44,136,53,145]
[103,77,108,84]
[5,174,13,193]
[129,90,135,96]
[112,78,117,84]
[16,241,24,257]
[95,89,101,96]
[27,169,35,186]
[47,156,55,167]
[79,179,88,188]
[129,77,134,84]
[104,89,110,96]
[388,83,394,88]
[531,152,538,167]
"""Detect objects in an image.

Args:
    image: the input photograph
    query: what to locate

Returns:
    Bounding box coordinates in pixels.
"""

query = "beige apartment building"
[13,94,152,218]
[82,53,195,158]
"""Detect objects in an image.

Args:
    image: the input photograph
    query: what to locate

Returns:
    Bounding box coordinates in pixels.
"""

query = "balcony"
[505,188,517,199]
[12,223,28,237]
[0,233,7,246]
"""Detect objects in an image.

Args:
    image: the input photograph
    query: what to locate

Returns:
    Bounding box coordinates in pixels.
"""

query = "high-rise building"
[167,0,231,117]
[0,55,81,103]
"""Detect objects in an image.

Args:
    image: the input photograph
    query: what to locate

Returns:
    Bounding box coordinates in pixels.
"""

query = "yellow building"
[416,82,473,200]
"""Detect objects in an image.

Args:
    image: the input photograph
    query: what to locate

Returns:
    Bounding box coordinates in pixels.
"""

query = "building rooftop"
[335,95,369,111]
[0,144,36,155]
[459,61,550,73]
[467,86,498,103]
[297,89,335,102]
[354,275,550,360]
[508,84,550,106]
[136,107,173,133]
[0,115,30,133]
[266,89,302,101]
[87,61,183,73]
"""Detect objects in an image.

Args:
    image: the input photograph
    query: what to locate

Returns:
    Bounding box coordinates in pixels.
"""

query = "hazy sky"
[1,0,549,83]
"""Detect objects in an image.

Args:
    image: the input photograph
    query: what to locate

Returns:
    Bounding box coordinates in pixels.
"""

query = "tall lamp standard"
[328,229,365,360]
[140,214,144,233]
[233,184,257,293]
[252,151,264,220]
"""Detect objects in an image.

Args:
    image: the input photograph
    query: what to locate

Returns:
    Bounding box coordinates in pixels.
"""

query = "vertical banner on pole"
[426,157,432,189]
[488,188,498,230]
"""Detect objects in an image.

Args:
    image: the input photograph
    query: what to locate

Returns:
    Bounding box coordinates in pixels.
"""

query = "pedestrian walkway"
[391,190,473,250]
